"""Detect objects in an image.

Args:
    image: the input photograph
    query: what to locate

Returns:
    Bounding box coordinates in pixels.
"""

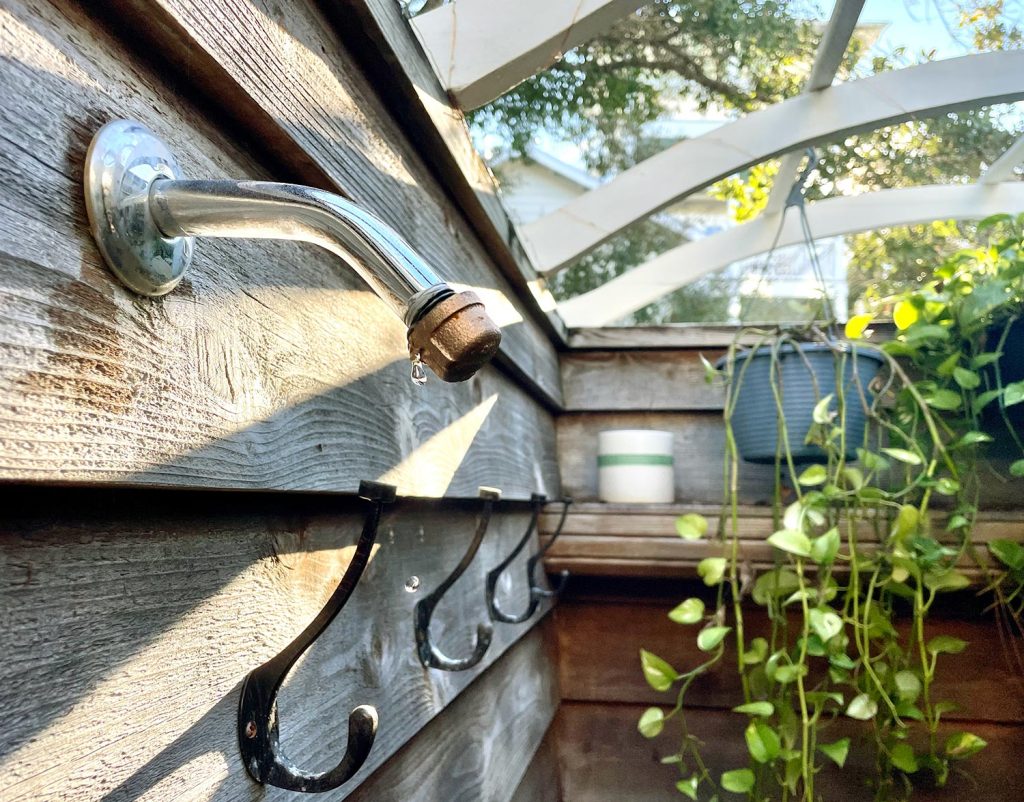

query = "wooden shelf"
[539,502,1024,579]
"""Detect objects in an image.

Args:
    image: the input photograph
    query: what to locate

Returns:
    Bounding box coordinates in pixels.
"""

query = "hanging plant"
[638,323,989,801]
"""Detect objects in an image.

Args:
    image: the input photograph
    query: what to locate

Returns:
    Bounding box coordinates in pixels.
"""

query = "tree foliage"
[470,0,1024,322]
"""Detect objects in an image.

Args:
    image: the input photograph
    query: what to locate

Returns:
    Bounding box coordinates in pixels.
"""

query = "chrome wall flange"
[83,120,193,296]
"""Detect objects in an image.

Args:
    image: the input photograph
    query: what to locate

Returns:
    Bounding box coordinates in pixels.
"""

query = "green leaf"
[857,448,890,471]
[924,569,971,592]
[675,513,709,540]
[768,529,812,558]
[934,477,960,496]
[797,464,827,486]
[668,598,705,625]
[752,568,801,605]
[697,626,731,652]
[808,608,843,643]
[1005,381,1024,408]
[1011,459,1024,478]
[892,504,920,540]
[990,540,1024,570]
[742,637,769,665]
[894,300,919,330]
[846,693,878,720]
[953,367,981,390]
[698,557,727,586]
[927,635,969,655]
[971,352,1003,368]
[978,212,1013,230]
[895,701,925,721]
[733,701,774,717]
[773,663,808,684]
[954,431,993,448]
[973,388,1004,415]
[720,769,755,794]
[926,389,962,410]
[818,738,851,768]
[812,394,835,425]
[675,776,699,799]
[882,447,922,466]
[810,527,840,566]
[906,324,950,342]
[891,743,919,773]
[699,353,719,385]
[640,649,678,692]
[895,670,922,703]
[638,707,664,738]
[945,731,987,759]
[745,720,781,763]
[845,313,874,340]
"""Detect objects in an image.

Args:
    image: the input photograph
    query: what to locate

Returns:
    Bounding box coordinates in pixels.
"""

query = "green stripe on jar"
[597,454,674,467]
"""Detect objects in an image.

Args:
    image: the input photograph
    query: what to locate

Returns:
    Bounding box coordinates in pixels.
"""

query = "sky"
[862,0,1020,58]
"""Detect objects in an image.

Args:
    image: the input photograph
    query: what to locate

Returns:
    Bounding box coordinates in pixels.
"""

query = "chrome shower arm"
[84,120,501,382]
[149,179,445,325]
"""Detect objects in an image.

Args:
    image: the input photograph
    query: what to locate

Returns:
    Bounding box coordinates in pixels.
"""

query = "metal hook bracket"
[414,487,500,671]
[238,480,396,793]
[485,495,572,624]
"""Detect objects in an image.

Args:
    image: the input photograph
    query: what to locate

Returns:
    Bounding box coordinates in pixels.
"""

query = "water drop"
[410,354,427,386]
[405,576,421,593]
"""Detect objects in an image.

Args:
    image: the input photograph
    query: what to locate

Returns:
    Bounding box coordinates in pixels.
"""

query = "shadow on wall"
[0,488,547,801]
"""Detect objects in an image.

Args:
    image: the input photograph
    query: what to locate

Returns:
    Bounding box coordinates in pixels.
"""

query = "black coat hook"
[414,487,500,671]
[238,480,396,793]
[486,495,572,624]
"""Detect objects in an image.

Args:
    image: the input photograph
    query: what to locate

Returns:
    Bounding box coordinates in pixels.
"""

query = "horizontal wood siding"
[552,584,1024,800]
[540,503,1024,579]
[555,703,1024,802]
[0,488,558,800]
[0,0,559,499]
[346,624,559,802]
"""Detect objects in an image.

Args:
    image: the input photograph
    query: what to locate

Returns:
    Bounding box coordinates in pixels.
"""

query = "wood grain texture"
[555,703,1024,802]
[539,503,1024,579]
[345,623,559,802]
[93,0,564,403]
[0,487,559,801]
[561,350,725,412]
[553,597,1024,723]
[556,412,776,504]
[510,718,562,802]
[0,0,558,498]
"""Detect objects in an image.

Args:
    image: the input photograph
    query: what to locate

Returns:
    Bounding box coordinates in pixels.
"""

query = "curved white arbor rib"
[557,182,1024,328]
[519,50,1024,275]
[409,0,649,110]
[983,133,1024,183]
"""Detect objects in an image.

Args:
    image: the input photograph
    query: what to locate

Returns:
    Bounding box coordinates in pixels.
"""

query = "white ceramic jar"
[597,429,675,504]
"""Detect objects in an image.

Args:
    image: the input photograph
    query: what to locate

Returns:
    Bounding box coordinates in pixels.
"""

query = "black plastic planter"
[722,342,884,465]
[984,317,1024,443]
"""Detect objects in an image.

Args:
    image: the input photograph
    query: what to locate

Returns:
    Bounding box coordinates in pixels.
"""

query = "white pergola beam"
[557,182,1024,327]
[410,0,648,110]
[763,0,865,215]
[519,50,1024,275]
[982,133,1024,183]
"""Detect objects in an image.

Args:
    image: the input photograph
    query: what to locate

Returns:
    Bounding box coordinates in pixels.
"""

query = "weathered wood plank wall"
[550,581,1024,801]
[0,0,564,799]
[0,0,560,498]
[0,488,557,800]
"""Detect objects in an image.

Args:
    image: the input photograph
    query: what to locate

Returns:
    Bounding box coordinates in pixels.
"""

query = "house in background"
[493,141,850,323]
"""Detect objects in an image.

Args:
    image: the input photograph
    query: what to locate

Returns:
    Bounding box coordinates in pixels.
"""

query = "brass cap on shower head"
[408,290,502,382]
